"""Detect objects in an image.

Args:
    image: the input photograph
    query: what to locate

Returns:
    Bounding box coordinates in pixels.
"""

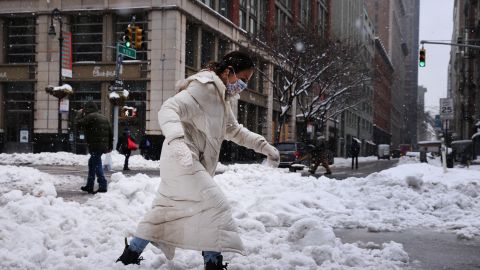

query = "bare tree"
[246,27,371,143]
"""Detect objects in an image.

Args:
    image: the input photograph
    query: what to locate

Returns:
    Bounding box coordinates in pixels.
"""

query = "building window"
[219,0,231,18]
[299,0,310,26]
[248,0,258,35]
[115,13,148,61]
[71,15,103,62]
[239,0,247,30]
[201,31,215,68]
[275,6,292,32]
[248,59,266,94]
[200,0,215,9]
[317,1,327,36]
[68,83,102,111]
[185,22,198,71]
[218,38,230,61]
[3,83,34,143]
[5,17,36,63]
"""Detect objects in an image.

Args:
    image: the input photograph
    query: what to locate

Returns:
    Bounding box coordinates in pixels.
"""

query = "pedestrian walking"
[116,128,137,171]
[76,101,113,193]
[350,138,360,170]
[139,133,152,160]
[116,51,280,269]
[308,136,332,175]
[419,147,428,163]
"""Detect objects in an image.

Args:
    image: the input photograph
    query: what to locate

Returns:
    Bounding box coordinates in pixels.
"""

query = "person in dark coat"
[117,128,136,170]
[419,147,428,163]
[309,136,332,175]
[350,138,360,170]
[76,101,113,193]
[139,133,152,160]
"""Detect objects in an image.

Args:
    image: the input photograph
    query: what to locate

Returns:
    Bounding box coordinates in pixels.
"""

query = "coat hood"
[84,101,98,114]
[175,70,227,101]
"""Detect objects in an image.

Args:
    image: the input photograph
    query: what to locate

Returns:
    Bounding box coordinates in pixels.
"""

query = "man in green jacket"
[76,101,113,193]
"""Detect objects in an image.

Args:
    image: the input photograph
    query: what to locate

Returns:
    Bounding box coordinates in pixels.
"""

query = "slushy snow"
[0,152,479,269]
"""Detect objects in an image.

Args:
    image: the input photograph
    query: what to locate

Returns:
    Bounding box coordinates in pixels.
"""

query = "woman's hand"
[169,138,193,169]
[263,144,280,168]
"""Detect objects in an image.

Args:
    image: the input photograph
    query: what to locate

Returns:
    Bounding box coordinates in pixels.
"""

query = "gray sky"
[418,0,454,114]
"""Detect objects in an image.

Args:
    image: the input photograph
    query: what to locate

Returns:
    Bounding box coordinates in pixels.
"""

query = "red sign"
[62,32,72,78]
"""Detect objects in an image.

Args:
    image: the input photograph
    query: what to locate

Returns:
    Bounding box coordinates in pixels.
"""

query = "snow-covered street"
[0,152,479,269]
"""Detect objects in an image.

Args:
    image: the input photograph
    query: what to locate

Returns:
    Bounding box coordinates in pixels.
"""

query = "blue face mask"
[226,69,248,96]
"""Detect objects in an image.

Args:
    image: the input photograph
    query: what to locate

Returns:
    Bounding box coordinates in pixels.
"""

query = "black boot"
[205,254,228,270]
[81,186,95,194]
[116,238,143,265]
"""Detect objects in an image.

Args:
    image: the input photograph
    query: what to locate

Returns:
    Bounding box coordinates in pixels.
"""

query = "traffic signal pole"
[420,40,480,49]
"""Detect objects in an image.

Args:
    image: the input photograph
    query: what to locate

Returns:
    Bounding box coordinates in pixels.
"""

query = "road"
[335,228,480,270]
[302,158,399,179]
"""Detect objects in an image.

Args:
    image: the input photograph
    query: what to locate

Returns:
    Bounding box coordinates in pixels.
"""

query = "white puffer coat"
[135,70,274,259]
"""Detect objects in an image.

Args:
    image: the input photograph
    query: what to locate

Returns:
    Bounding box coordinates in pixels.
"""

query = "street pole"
[57,16,64,150]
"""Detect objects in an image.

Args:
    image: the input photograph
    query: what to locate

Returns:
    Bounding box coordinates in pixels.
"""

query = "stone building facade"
[0,0,329,160]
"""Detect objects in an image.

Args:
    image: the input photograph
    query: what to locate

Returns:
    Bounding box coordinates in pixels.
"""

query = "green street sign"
[117,43,136,59]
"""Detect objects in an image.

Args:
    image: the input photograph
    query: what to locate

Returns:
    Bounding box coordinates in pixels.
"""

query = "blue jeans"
[86,151,107,190]
[129,237,221,263]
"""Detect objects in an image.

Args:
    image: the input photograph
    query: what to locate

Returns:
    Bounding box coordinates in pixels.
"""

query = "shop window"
[4,83,34,142]
[71,14,103,62]
[115,13,148,61]
[5,17,36,63]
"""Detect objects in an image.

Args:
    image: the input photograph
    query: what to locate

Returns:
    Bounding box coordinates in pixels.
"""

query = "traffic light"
[123,25,133,48]
[135,27,144,49]
[419,48,426,67]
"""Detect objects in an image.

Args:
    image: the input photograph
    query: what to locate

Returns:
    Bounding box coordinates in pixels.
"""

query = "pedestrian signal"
[121,106,137,118]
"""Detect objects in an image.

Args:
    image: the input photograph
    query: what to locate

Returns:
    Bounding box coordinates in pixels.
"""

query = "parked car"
[274,142,310,171]
[391,149,401,158]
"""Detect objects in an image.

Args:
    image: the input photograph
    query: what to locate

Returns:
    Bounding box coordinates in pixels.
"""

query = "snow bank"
[0,151,159,170]
[1,154,479,269]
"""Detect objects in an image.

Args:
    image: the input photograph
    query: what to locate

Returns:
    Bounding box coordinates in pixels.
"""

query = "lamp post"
[48,8,64,150]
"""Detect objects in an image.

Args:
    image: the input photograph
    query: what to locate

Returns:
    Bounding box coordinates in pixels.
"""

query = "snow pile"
[0,155,479,269]
[0,166,411,269]
[0,151,159,170]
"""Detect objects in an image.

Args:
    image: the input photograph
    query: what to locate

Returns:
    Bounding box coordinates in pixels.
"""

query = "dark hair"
[207,51,255,76]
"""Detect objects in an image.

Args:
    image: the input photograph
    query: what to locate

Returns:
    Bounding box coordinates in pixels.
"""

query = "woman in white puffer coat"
[116,51,280,270]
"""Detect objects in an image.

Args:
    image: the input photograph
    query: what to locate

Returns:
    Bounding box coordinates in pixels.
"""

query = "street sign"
[109,85,123,92]
[440,98,454,120]
[117,43,136,59]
